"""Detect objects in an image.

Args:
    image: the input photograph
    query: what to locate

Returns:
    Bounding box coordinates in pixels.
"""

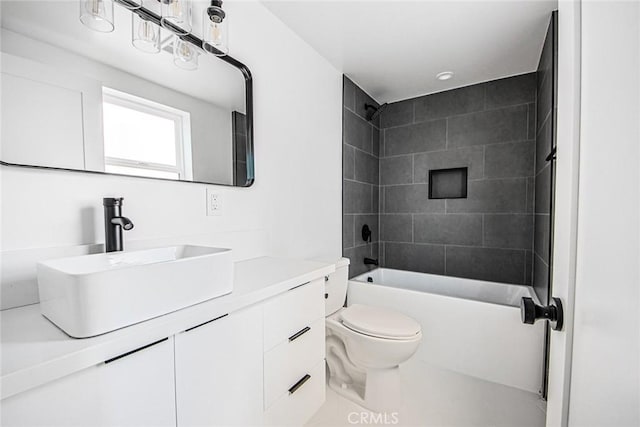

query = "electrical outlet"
[206,188,223,216]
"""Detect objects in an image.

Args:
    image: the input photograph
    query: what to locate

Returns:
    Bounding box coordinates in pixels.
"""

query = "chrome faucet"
[103,197,134,252]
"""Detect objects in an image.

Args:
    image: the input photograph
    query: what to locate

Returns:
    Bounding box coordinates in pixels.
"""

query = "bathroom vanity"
[0,257,333,427]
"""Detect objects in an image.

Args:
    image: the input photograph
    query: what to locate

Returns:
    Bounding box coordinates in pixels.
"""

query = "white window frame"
[102,87,193,180]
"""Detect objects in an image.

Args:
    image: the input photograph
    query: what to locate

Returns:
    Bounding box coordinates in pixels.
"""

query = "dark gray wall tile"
[385,243,445,274]
[445,246,526,285]
[414,85,484,122]
[528,103,536,140]
[534,166,551,214]
[373,185,380,216]
[380,100,413,129]
[537,70,553,134]
[235,161,247,186]
[343,76,356,111]
[447,179,527,213]
[524,250,533,286]
[354,149,379,185]
[414,214,482,246]
[355,214,378,244]
[414,146,484,182]
[485,73,536,109]
[532,254,549,304]
[536,117,552,174]
[372,129,380,157]
[345,72,539,289]
[344,180,372,214]
[343,215,354,249]
[484,214,533,250]
[380,214,412,242]
[344,108,372,153]
[448,105,528,148]
[234,133,247,160]
[484,141,535,179]
[385,184,446,213]
[371,243,379,265]
[526,177,535,213]
[380,155,413,185]
[343,145,355,180]
[384,120,446,156]
[344,244,377,278]
[534,213,550,264]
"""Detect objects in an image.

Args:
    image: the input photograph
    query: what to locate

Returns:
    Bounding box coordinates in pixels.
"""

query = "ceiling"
[263,0,557,103]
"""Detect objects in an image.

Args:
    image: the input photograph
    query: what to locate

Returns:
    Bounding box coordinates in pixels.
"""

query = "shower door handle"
[520,297,564,331]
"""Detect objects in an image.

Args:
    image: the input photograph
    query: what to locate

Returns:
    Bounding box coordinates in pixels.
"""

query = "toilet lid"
[340,304,421,340]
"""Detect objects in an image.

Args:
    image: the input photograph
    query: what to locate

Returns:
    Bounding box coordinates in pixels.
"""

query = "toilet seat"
[340,304,421,340]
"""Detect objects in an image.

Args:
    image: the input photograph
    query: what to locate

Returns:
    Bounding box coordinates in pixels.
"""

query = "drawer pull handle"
[288,326,311,342]
[104,337,168,364]
[288,374,311,395]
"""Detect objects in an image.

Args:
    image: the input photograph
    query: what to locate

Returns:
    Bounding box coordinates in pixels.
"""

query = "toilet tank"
[325,258,350,316]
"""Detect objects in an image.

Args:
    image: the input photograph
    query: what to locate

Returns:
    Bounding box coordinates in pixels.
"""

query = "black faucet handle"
[103,197,124,206]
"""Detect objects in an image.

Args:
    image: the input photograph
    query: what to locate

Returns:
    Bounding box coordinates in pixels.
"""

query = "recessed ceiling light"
[436,71,454,81]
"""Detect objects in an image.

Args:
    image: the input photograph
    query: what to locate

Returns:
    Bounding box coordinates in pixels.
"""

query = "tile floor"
[307,358,546,427]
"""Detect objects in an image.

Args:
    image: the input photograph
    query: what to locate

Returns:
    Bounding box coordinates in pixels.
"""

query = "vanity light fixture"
[132,13,161,53]
[202,0,228,56]
[161,0,192,35]
[173,36,200,70]
[80,0,228,70]
[436,71,454,81]
[79,0,115,33]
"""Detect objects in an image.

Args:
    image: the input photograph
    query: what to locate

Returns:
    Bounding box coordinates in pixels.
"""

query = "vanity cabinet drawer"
[263,278,324,351]
[264,317,325,409]
[263,361,326,426]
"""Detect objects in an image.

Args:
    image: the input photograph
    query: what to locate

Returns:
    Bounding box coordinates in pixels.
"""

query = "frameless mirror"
[0,0,254,186]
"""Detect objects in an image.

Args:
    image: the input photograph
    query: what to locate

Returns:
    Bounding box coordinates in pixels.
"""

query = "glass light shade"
[172,37,199,71]
[79,0,114,33]
[202,10,228,56]
[161,0,192,35]
[132,14,161,53]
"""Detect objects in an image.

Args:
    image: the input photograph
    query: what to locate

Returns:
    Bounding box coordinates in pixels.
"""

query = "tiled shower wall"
[342,74,541,285]
[342,77,381,277]
[533,15,557,303]
[377,74,537,285]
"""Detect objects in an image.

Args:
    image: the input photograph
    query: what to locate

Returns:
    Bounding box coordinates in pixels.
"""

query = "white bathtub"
[348,268,545,394]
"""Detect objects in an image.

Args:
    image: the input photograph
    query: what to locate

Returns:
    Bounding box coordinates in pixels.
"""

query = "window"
[102,87,192,180]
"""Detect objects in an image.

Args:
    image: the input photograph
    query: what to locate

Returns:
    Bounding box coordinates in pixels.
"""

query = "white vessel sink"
[37,245,233,338]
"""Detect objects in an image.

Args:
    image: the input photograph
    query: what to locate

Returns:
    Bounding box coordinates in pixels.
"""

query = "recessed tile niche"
[428,167,468,199]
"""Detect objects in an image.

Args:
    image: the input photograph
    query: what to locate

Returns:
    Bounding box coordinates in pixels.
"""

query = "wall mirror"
[0,0,254,187]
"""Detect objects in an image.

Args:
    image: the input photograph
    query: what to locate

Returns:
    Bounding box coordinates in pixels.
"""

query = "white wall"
[0,2,342,308]
[568,2,640,426]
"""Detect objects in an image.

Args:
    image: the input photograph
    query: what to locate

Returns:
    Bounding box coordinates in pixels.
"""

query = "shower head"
[364,103,389,122]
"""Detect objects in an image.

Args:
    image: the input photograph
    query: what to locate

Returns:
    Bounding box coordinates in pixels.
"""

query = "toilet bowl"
[323,259,422,412]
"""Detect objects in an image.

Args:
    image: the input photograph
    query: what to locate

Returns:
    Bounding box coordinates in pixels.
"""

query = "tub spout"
[364,257,378,266]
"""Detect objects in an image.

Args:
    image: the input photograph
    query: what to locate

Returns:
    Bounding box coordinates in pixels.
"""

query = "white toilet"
[324,258,422,412]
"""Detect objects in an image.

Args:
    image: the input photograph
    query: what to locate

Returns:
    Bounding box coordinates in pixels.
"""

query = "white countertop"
[0,256,335,400]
